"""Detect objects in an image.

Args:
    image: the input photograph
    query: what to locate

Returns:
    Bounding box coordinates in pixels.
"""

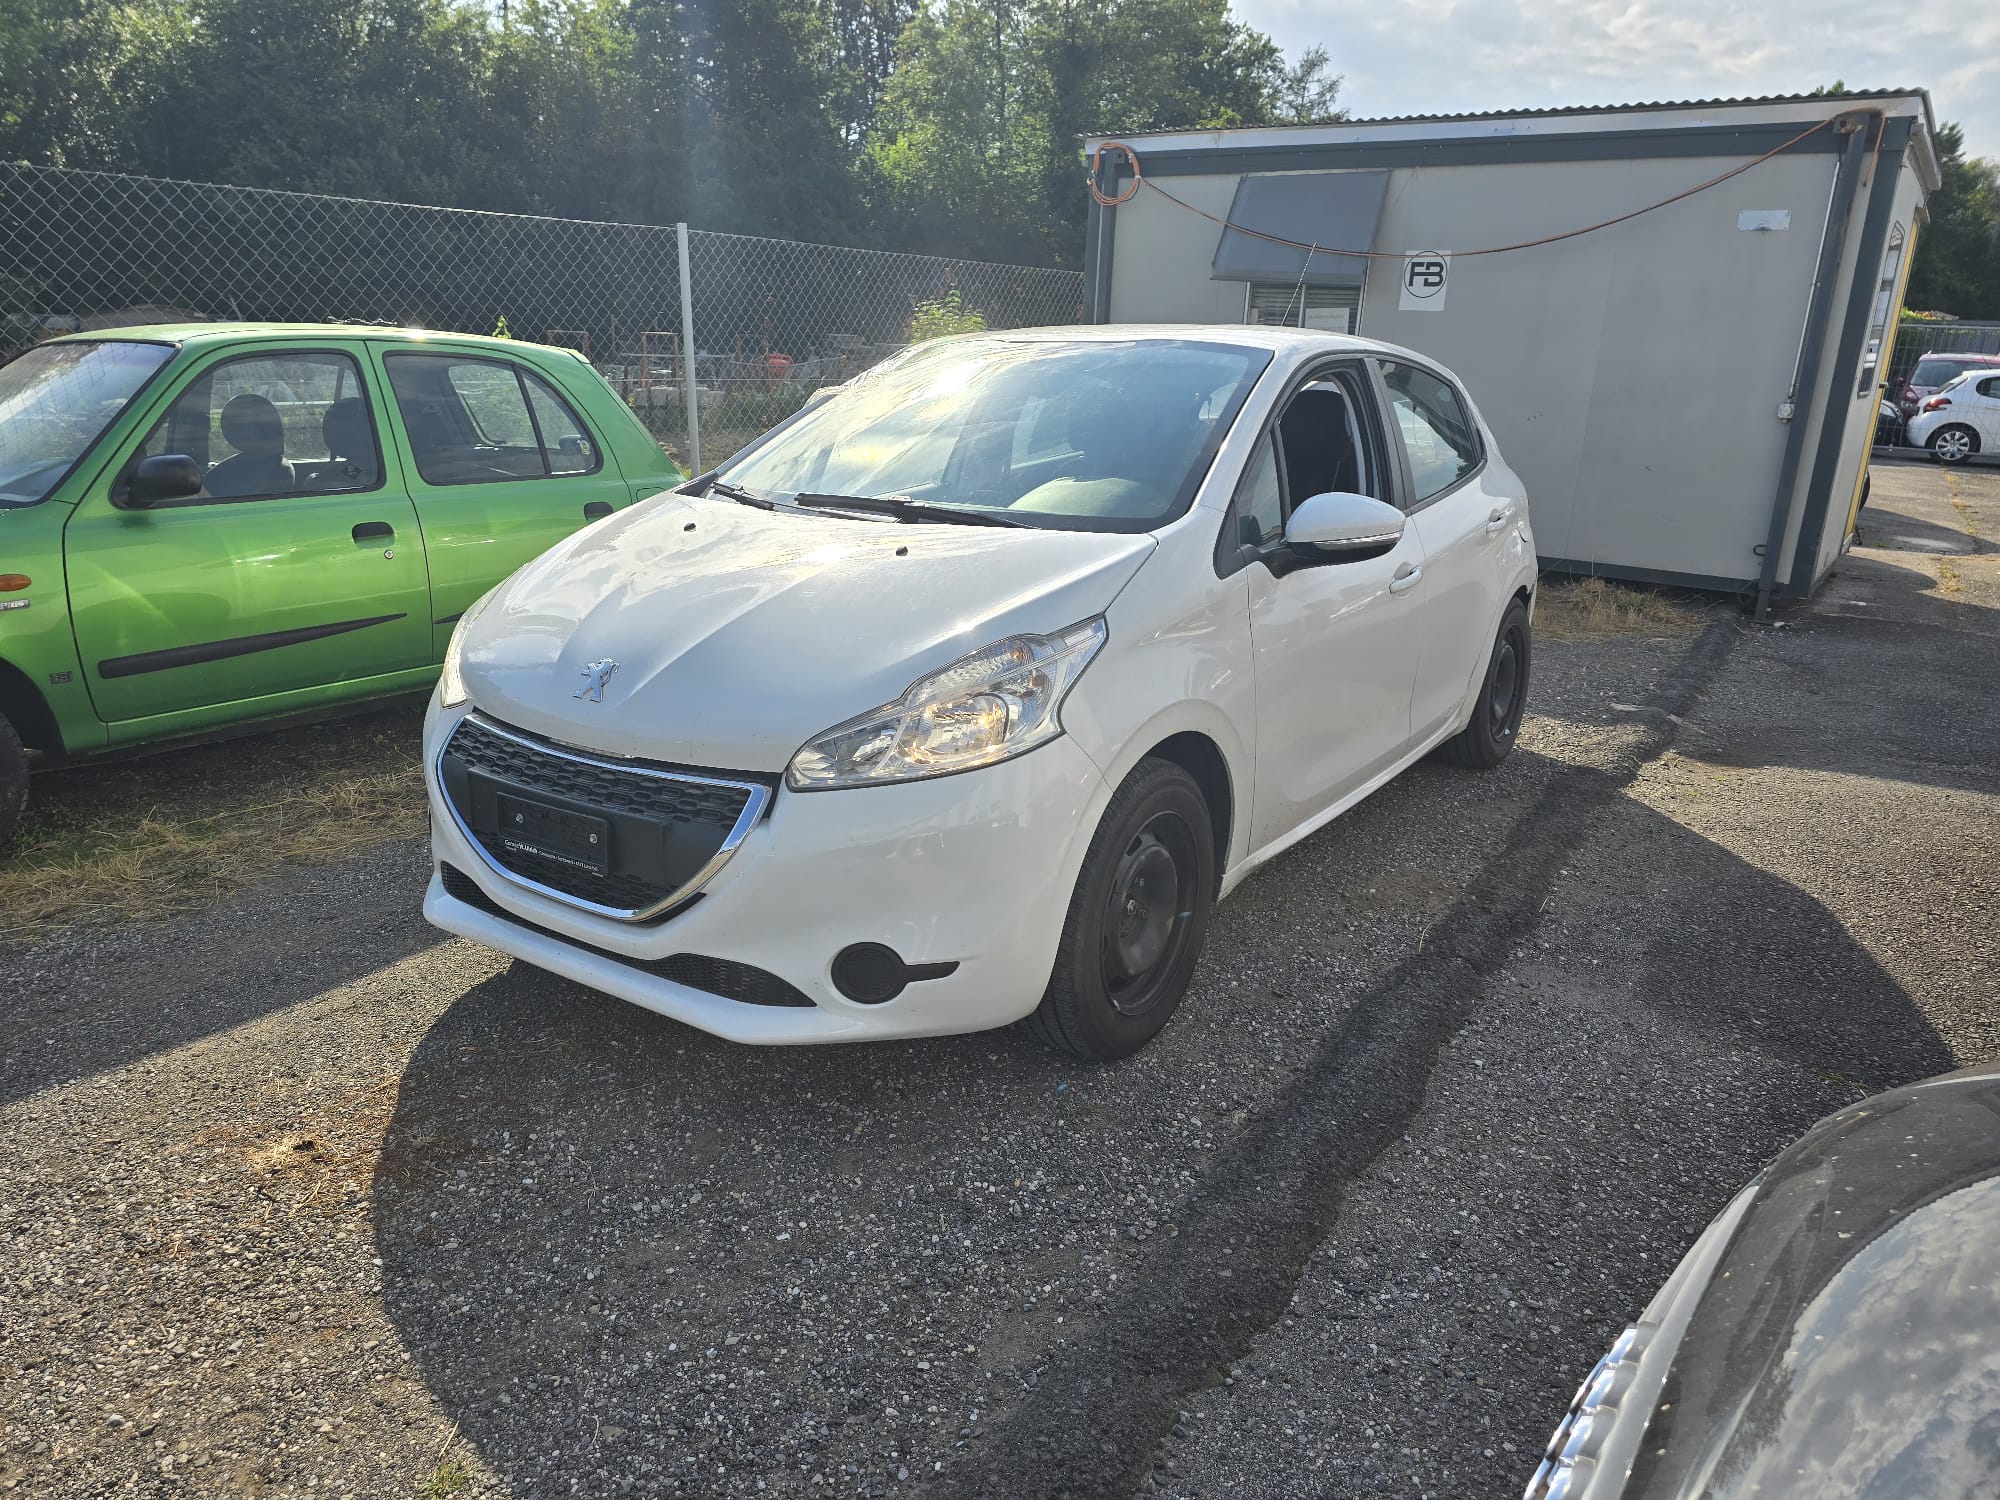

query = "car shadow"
[369,747,1956,1496]
[0,838,442,1109]
[0,701,434,1108]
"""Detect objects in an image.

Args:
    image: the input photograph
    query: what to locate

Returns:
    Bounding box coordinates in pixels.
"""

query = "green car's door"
[372,346,633,657]
[65,343,434,732]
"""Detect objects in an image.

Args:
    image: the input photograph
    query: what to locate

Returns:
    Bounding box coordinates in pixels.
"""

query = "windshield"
[0,340,174,506]
[716,337,1272,533]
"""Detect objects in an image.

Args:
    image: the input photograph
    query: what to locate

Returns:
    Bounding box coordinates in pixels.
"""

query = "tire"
[0,712,28,853]
[1026,757,1216,1062]
[1859,472,1871,510]
[1439,597,1531,769]
[1930,425,1979,465]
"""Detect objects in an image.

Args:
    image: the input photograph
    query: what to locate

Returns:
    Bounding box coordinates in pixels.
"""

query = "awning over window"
[1209,171,1390,289]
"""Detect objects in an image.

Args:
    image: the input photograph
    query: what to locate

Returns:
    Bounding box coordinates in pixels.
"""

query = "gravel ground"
[2,459,1994,1499]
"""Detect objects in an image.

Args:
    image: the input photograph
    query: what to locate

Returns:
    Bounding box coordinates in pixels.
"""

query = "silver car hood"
[457,494,1155,772]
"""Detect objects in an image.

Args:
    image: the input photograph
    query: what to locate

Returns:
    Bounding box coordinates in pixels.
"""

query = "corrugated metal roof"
[1093,89,1934,140]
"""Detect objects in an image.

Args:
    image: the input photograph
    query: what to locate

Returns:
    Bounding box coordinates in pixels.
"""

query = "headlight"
[438,591,496,710]
[787,618,1107,790]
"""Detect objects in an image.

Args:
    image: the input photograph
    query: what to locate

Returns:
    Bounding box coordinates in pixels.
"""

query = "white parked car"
[422,327,1537,1060]
[1905,369,2000,464]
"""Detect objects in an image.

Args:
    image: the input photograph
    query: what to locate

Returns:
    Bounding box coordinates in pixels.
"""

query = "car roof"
[942,323,1405,356]
[47,322,572,356]
[1917,352,2000,365]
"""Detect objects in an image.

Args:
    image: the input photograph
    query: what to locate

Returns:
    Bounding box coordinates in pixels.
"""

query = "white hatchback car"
[1905,369,2000,464]
[423,327,1537,1060]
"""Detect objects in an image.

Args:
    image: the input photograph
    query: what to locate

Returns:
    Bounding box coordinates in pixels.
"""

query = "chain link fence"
[0,163,1084,467]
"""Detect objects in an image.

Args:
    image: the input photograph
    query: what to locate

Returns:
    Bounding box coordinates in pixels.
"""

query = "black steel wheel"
[1028,757,1216,1061]
[1439,597,1532,769]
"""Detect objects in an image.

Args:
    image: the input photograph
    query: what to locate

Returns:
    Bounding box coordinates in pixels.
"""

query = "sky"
[1236,0,2000,163]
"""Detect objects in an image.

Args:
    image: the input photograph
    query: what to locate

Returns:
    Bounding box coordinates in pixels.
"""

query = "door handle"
[1485,507,1514,535]
[1389,563,1423,595]
[583,501,614,520]
[352,521,395,542]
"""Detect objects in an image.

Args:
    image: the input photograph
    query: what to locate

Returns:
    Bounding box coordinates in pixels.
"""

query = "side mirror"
[118,454,202,509]
[1285,491,1406,557]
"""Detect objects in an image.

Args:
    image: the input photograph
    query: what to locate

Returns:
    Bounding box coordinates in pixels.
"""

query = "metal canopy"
[1208,170,1390,288]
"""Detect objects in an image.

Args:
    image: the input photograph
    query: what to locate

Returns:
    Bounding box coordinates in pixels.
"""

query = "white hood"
[458,494,1155,772]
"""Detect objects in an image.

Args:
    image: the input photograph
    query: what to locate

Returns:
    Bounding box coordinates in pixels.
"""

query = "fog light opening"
[831,943,959,1004]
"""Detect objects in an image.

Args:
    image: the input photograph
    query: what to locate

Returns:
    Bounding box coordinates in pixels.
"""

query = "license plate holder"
[494,792,611,876]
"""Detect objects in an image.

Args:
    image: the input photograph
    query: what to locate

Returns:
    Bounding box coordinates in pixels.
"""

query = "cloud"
[1237,0,1999,161]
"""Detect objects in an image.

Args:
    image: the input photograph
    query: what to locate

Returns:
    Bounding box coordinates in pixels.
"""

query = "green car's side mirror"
[118,454,202,509]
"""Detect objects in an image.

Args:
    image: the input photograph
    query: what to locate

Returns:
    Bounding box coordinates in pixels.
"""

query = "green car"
[0,324,684,846]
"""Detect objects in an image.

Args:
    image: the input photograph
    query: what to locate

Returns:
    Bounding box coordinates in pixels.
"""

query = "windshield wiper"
[702,477,775,510]
[792,493,1027,528]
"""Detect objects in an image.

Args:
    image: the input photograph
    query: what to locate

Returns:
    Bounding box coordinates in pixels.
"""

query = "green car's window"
[385,353,603,486]
[0,340,173,507]
[133,350,381,503]
[526,377,597,475]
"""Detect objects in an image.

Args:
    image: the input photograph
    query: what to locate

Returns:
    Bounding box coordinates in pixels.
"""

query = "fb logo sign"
[1399,252,1450,311]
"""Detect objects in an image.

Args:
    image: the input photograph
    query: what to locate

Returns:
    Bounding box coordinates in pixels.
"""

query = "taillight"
[1923,397,1952,412]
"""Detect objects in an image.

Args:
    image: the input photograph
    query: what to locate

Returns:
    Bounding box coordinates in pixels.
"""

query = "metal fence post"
[676,221,701,475]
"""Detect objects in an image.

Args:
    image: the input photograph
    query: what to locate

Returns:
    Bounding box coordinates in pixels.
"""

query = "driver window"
[133,350,379,503]
[1276,379,1376,507]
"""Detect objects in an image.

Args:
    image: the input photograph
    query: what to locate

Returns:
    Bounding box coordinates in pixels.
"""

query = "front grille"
[439,863,813,1008]
[437,713,771,919]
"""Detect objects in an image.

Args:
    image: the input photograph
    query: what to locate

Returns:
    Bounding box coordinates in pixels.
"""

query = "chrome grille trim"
[436,711,772,923]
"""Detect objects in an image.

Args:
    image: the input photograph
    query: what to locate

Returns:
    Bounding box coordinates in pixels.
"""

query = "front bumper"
[423,705,1108,1044]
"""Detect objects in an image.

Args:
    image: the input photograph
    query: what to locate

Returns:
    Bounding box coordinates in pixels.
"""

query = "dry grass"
[1,704,426,938]
[1535,576,1705,642]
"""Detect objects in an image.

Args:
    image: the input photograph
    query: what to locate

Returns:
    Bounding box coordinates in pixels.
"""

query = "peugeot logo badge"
[575,658,619,702]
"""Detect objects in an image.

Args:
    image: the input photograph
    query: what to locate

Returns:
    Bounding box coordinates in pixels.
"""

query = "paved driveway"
[3,459,1995,1499]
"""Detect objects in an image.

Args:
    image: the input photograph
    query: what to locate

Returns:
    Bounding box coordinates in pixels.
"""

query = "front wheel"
[1930,425,1979,465]
[0,712,28,852]
[1027,757,1216,1062]
[1439,597,1531,769]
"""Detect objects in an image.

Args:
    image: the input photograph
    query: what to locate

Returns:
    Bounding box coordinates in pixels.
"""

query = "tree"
[826,0,922,142]
[1905,123,2000,319]
[0,0,185,170]
[2,0,1341,267]
[871,0,1341,265]
[136,0,492,204]
[1273,44,1346,125]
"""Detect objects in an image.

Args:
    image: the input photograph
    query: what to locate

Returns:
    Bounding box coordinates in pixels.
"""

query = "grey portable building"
[1082,92,1939,605]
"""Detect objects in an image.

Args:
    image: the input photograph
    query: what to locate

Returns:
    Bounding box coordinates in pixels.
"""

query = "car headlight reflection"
[438,590,497,711]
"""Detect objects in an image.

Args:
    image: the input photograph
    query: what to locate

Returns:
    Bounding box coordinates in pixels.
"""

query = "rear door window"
[386,354,602,486]
[1380,362,1480,505]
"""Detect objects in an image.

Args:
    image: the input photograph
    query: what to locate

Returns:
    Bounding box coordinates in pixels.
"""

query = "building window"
[1857,223,1905,398]
[1246,283,1360,334]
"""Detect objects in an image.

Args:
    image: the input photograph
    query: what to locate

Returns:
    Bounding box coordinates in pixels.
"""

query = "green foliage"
[0,0,1339,270]
[423,1456,471,1499]
[908,292,986,341]
[865,0,1341,264]
[1906,123,2000,320]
